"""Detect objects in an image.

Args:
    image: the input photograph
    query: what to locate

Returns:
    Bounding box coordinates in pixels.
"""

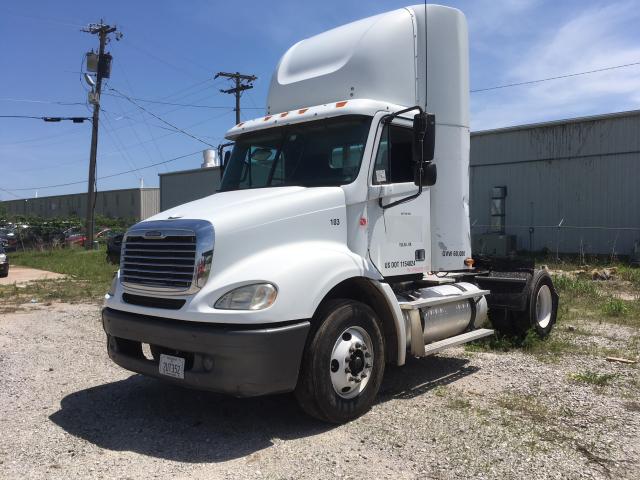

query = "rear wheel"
[295,299,385,423]
[514,270,558,337]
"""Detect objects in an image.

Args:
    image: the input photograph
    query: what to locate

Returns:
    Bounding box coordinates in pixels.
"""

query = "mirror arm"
[378,183,423,210]
[379,107,427,210]
[381,105,424,125]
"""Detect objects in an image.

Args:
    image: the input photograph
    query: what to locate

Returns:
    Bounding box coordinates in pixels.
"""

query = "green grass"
[0,247,117,311]
[552,274,600,298]
[601,297,630,317]
[569,370,617,386]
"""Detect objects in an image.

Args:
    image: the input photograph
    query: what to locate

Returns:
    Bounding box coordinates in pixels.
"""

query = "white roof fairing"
[225,5,469,138]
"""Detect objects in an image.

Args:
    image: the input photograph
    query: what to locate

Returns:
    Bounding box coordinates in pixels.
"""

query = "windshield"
[220,115,372,191]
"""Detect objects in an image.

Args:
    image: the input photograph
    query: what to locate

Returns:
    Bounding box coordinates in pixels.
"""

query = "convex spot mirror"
[415,162,437,187]
[413,112,436,187]
[412,112,435,164]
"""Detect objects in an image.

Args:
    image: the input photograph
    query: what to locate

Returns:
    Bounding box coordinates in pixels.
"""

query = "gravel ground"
[1,303,638,479]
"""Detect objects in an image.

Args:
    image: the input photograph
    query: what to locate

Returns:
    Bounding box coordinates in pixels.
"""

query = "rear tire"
[295,299,385,423]
[513,270,558,337]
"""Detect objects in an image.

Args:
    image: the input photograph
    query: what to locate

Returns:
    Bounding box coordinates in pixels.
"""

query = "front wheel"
[295,299,385,423]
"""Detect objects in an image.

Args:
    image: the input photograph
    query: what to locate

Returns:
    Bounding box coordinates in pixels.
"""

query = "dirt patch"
[0,266,66,285]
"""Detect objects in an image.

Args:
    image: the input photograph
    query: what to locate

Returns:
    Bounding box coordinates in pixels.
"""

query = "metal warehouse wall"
[140,189,160,220]
[470,110,640,256]
[159,167,220,211]
[1,188,159,221]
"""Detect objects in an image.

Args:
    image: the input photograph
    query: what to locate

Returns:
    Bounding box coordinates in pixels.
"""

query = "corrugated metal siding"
[140,189,160,220]
[1,188,159,221]
[470,111,640,255]
[160,168,220,211]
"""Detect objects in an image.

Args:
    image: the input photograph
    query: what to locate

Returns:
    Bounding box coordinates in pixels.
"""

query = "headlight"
[107,272,118,297]
[214,283,277,310]
[0,254,6,263]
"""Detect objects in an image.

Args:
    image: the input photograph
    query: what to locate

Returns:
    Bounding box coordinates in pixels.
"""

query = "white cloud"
[472,1,640,130]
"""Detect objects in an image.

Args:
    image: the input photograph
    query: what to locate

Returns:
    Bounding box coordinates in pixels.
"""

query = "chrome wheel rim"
[329,326,374,399]
[536,284,552,329]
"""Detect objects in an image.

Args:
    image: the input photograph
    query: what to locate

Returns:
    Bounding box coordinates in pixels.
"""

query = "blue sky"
[1,0,639,200]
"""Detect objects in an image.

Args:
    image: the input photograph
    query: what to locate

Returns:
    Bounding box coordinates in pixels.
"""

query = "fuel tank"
[400,282,488,346]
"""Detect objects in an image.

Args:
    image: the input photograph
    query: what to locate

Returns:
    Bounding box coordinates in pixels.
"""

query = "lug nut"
[345,368,351,374]
[349,376,357,382]
[355,342,362,349]
[349,346,355,353]
[365,363,372,368]
[361,345,367,351]
[364,352,371,358]
[361,373,367,378]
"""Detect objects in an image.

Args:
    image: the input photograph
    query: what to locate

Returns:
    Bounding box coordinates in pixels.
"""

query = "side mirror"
[414,162,437,187]
[413,112,436,163]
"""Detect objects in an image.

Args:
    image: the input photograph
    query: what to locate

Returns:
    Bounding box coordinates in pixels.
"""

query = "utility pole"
[82,21,120,249]
[215,71,257,124]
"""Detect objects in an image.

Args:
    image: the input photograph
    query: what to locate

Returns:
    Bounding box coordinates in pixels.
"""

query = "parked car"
[106,232,123,264]
[0,245,8,278]
[64,228,111,248]
[0,228,17,251]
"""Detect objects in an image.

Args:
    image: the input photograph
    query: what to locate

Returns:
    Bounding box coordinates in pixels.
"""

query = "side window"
[372,125,414,184]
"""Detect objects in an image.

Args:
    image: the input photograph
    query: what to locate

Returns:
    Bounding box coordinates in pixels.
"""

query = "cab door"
[367,120,430,277]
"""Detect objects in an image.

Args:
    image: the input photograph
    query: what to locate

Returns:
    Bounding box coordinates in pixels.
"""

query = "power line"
[102,92,263,110]
[471,60,640,93]
[2,151,202,193]
[0,97,86,106]
[107,87,216,147]
[0,115,90,122]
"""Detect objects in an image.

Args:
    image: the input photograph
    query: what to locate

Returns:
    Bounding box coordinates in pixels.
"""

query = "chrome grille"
[120,220,214,295]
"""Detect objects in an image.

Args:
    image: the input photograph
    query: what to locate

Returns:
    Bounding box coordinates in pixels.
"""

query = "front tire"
[295,299,385,423]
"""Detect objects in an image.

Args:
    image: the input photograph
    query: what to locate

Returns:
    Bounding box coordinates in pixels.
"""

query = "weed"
[569,371,617,386]
[498,394,549,423]
[433,385,448,397]
[446,397,471,410]
[601,297,630,317]
[552,275,599,298]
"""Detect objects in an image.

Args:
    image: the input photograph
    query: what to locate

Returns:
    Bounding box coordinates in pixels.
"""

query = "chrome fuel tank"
[401,282,489,346]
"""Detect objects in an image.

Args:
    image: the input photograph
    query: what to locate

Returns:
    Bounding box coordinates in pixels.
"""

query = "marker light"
[464,258,475,268]
[335,101,348,108]
[298,108,308,114]
[215,283,278,310]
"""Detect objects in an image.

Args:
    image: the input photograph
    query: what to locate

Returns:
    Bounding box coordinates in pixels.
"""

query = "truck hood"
[145,186,346,235]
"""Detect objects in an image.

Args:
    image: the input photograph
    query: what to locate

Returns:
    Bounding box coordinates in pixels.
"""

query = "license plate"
[159,354,185,379]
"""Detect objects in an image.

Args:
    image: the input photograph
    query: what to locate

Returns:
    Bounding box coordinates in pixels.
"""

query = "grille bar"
[121,231,197,292]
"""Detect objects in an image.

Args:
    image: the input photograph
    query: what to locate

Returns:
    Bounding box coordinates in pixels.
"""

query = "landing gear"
[295,299,385,423]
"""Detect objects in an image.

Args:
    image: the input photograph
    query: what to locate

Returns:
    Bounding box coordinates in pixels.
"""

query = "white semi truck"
[103,4,559,423]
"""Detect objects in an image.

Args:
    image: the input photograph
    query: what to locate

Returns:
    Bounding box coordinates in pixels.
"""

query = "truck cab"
[103,4,558,423]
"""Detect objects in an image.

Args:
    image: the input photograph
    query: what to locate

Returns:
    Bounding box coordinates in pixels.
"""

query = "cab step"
[423,328,494,356]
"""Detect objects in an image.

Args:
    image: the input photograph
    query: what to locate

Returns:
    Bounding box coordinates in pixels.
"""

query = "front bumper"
[102,307,310,397]
[0,263,8,275]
